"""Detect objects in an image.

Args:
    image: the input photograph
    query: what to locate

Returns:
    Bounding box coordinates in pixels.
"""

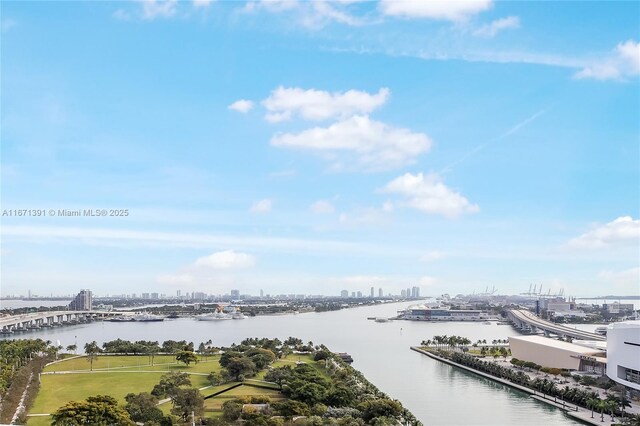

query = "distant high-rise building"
[260,289,264,298]
[401,289,407,298]
[230,289,240,299]
[340,290,349,298]
[177,290,181,297]
[411,286,420,298]
[370,287,374,298]
[151,292,159,299]
[357,291,363,298]
[69,289,92,311]
[351,291,356,298]
[378,288,383,298]
[406,287,411,298]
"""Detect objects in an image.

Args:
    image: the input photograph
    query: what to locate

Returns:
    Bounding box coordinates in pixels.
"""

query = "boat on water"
[106,316,134,322]
[231,312,247,320]
[196,312,232,321]
[133,313,165,322]
[595,326,608,336]
[196,306,246,321]
[374,317,390,323]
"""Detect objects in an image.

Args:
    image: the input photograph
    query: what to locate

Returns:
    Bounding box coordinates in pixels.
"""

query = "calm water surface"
[2,302,583,425]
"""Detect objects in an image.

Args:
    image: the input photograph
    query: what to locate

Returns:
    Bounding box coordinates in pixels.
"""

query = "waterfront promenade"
[411,347,637,426]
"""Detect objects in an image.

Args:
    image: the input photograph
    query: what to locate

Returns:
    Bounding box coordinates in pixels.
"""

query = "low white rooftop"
[509,335,604,355]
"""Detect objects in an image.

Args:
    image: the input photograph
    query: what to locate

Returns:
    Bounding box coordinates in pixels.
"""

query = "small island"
[1,338,421,425]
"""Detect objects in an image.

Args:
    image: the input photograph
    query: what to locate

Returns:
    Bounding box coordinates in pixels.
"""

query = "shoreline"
[410,347,616,426]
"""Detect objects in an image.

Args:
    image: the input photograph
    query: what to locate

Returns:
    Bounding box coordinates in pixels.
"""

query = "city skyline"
[1,1,639,297]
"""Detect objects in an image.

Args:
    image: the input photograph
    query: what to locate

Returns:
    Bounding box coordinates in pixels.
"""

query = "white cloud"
[195,250,256,269]
[568,216,640,249]
[598,267,640,289]
[380,0,492,21]
[157,273,194,285]
[303,1,368,28]
[262,87,389,122]
[1,224,402,255]
[418,276,437,286]
[271,115,431,171]
[243,0,299,13]
[338,205,391,227]
[228,99,255,113]
[140,0,178,20]
[310,200,336,214]
[242,0,368,28]
[420,251,446,262]
[382,172,479,218]
[193,0,214,8]
[574,40,640,81]
[250,199,273,213]
[113,9,132,21]
[474,16,520,38]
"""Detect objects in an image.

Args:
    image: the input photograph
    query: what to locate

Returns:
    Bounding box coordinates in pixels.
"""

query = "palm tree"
[586,397,598,418]
[84,341,101,371]
[597,399,607,422]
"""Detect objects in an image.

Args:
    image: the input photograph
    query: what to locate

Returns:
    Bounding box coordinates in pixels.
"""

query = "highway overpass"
[506,309,605,341]
[0,310,133,334]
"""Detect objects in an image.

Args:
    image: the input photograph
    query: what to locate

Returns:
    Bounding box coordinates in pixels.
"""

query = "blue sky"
[1,0,639,298]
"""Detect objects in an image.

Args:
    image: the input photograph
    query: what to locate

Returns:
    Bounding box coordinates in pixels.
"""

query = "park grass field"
[44,354,179,372]
[27,353,328,424]
[28,355,215,425]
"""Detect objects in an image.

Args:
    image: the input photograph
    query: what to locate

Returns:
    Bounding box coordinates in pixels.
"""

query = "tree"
[176,350,198,367]
[162,340,189,354]
[151,372,192,398]
[170,388,204,421]
[272,400,311,419]
[222,401,242,421]
[264,366,294,390]
[290,382,327,405]
[65,344,77,354]
[247,348,276,369]
[358,399,403,422]
[51,395,135,426]
[224,356,256,381]
[207,371,224,386]
[124,392,164,424]
[84,341,101,371]
[586,397,599,418]
[325,385,356,407]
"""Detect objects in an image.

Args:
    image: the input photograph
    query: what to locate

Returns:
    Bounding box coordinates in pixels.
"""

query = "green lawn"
[28,353,327,423]
[255,353,321,379]
[44,354,179,372]
[29,355,214,424]
[203,385,285,410]
[29,372,168,414]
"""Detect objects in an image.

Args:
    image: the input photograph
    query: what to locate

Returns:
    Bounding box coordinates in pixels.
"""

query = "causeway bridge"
[506,309,605,341]
[0,310,134,334]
